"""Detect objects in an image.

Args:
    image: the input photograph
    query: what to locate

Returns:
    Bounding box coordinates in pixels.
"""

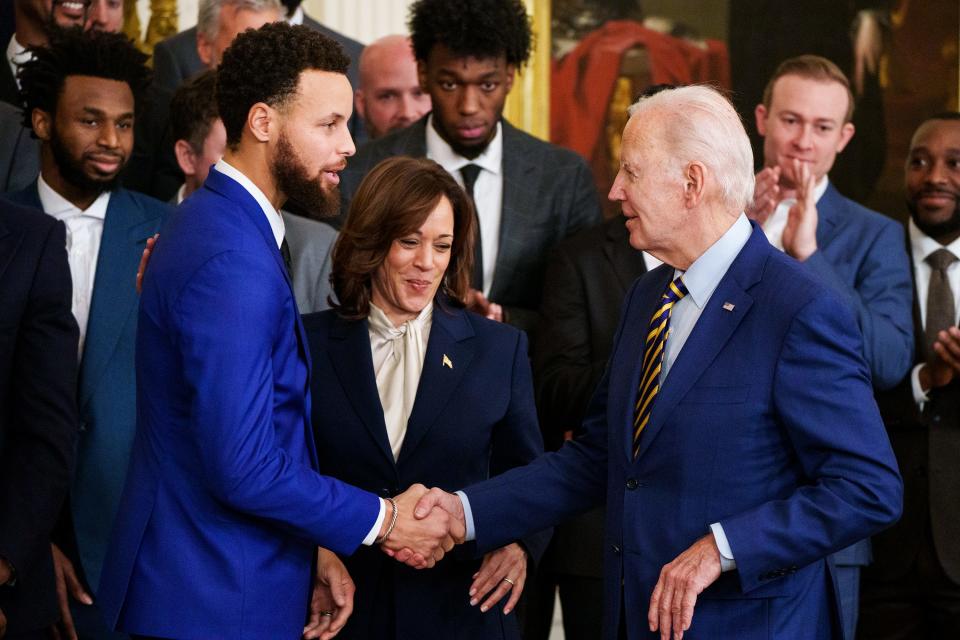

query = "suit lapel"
[397,305,476,465]
[815,183,843,249]
[634,228,767,461]
[79,189,160,409]
[0,215,18,282]
[490,121,540,301]
[327,316,395,465]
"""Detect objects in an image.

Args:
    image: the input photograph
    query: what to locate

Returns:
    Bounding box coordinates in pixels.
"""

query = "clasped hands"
[379,485,527,614]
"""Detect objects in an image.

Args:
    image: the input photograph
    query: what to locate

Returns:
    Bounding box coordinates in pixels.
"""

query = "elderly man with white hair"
[412,85,903,640]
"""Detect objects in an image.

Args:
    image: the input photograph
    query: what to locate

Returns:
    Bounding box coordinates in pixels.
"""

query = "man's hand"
[920,326,960,390]
[648,534,722,640]
[302,548,354,640]
[744,166,781,225]
[0,605,7,639]
[466,289,503,322]
[51,544,92,640]
[0,558,11,586]
[469,543,527,615]
[135,233,159,294]
[781,159,819,261]
[379,484,461,569]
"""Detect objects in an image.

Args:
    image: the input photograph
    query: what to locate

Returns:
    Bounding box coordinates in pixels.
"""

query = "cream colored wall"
[303,0,412,43]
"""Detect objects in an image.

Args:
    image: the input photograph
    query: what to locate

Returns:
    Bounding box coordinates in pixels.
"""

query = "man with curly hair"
[98,23,461,640]
[2,28,171,640]
[338,0,602,337]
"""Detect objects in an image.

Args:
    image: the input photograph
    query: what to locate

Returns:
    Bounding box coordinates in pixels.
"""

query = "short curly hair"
[408,0,532,67]
[217,22,349,148]
[18,27,150,132]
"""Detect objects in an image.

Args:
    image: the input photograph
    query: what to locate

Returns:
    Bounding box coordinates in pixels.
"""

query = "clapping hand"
[136,233,159,294]
[745,166,781,225]
[781,159,819,261]
[379,484,465,569]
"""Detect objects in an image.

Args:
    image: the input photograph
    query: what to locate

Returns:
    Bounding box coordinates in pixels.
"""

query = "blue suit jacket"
[804,183,913,570]
[97,168,380,639]
[3,184,169,592]
[303,305,549,639]
[464,224,903,640]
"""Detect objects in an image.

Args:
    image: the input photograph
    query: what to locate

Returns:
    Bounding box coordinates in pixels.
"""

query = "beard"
[271,132,340,221]
[49,124,123,196]
[907,196,960,241]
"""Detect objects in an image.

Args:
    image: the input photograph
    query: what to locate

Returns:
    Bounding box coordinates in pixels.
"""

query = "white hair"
[197,0,282,42]
[627,85,754,212]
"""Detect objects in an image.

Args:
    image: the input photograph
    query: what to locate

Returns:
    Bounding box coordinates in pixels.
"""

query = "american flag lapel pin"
[442,354,453,369]
[722,302,735,312]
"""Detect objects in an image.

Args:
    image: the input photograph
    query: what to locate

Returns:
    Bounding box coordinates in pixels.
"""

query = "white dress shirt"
[6,35,29,92]
[37,174,110,358]
[761,176,830,251]
[213,160,388,543]
[368,302,433,459]
[425,114,504,296]
[286,5,304,25]
[908,218,960,405]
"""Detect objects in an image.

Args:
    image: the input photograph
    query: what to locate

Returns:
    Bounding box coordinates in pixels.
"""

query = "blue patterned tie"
[633,276,688,458]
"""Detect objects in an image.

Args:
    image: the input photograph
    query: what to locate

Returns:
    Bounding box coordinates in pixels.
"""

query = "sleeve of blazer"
[487,331,551,564]
[174,249,380,554]
[719,293,903,593]
[533,244,607,435]
[0,220,78,578]
[503,156,602,335]
[803,219,913,390]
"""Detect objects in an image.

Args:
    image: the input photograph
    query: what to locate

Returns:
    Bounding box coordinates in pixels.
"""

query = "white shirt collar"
[909,217,960,264]
[7,35,30,88]
[286,6,305,25]
[679,214,753,309]
[37,173,110,220]
[214,159,285,248]
[175,183,187,205]
[425,114,502,176]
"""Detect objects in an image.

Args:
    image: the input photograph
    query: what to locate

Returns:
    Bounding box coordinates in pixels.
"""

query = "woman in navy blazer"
[303,157,549,639]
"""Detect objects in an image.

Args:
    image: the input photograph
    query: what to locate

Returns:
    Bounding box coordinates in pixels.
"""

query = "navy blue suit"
[3,185,168,637]
[303,305,549,639]
[97,168,381,639]
[463,224,903,639]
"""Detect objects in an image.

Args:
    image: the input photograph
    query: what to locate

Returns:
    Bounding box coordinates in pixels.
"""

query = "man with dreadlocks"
[4,28,171,640]
[337,0,602,339]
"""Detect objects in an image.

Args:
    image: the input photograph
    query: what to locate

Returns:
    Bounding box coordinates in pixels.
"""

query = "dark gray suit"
[338,116,602,336]
[0,102,39,193]
[280,211,337,314]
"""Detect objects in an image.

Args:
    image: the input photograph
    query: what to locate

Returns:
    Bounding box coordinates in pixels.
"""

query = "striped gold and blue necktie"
[633,275,688,458]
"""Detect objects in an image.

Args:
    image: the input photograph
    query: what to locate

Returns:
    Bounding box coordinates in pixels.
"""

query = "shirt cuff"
[710,523,736,572]
[361,497,387,546]
[456,490,477,542]
[911,363,930,407]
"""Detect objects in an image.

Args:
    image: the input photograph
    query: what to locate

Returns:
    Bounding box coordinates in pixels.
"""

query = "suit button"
[78,421,88,433]
[611,544,621,555]
[933,414,941,423]
[626,478,639,490]
[380,488,391,497]
[916,466,927,478]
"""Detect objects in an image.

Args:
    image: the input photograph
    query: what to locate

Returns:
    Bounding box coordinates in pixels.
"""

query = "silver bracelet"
[375,497,399,544]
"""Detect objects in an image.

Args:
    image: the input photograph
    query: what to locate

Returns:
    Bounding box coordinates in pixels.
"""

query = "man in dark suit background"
[0,201,78,640]
[337,0,601,337]
[4,29,171,640]
[860,112,960,638]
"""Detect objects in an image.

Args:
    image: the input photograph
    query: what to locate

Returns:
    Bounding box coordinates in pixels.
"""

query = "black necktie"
[925,247,958,358]
[460,164,484,291]
[280,237,293,280]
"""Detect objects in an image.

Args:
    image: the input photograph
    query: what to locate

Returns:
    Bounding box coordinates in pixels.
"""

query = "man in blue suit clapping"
[412,85,903,640]
[98,23,460,640]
